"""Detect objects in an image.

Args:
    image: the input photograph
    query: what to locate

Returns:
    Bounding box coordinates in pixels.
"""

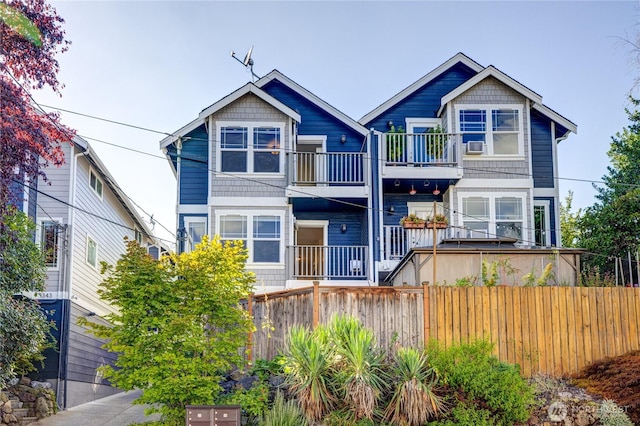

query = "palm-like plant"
[385,347,445,425]
[283,325,335,422]
[329,315,387,421]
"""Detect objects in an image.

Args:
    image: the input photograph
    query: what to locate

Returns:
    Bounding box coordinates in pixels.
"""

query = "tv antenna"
[231,46,259,82]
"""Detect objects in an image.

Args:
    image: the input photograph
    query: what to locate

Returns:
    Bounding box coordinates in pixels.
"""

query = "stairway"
[8,396,39,426]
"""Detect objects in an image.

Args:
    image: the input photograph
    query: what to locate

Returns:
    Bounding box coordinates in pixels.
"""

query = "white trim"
[405,118,441,132]
[456,104,525,157]
[533,199,552,247]
[215,121,286,177]
[215,209,286,266]
[533,103,577,135]
[89,168,103,200]
[36,217,63,271]
[85,234,98,270]
[457,191,529,242]
[454,179,532,188]
[257,71,368,136]
[199,84,301,123]
[208,197,289,207]
[159,117,206,149]
[440,66,542,114]
[183,216,207,253]
[359,53,484,125]
[178,204,209,214]
[533,188,557,198]
[526,99,533,180]
[285,186,369,199]
[407,202,442,218]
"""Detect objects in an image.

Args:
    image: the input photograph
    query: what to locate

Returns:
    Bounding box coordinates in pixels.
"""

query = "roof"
[256,70,369,136]
[358,52,485,125]
[159,83,301,150]
[74,135,154,240]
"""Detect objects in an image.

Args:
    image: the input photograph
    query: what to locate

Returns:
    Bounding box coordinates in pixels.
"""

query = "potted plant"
[400,213,426,229]
[427,213,448,229]
[426,125,445,162]
[386,125,405,163]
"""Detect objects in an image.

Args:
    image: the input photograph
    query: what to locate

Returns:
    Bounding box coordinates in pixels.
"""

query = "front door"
[295,221,327,279]
[296,137,325,186]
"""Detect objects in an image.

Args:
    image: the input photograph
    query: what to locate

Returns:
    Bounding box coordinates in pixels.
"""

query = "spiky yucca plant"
[260,392,309,426]
[283,325,335,422]
[329,315,387,421]
[385,347,445,426]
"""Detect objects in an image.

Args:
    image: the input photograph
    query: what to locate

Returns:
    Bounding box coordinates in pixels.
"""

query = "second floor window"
[39,220,59,268]
[459,107,522,156]
[461,195,524,241]
[86,236,98,268]
[220,125,282,174]
[90,170,103,198]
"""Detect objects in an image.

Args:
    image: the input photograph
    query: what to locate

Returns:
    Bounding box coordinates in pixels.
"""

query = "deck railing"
[385,132,460,166]
[290,245,368,279]
[292,152,366,185]
[383,225,450,261]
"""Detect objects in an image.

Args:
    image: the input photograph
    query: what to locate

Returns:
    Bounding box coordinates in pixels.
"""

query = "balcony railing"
[292,152,367,185]
[383,225,450,261]
[385,132,460,166]
[290,245,368,280]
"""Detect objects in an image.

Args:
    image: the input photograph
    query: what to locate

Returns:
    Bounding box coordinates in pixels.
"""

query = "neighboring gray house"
[27,135,155,408]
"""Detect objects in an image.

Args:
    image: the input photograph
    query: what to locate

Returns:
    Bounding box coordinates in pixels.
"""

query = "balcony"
[383,225,451,262]
[289,245,369,280]
[286,152,369,198]
[382,132,463,180]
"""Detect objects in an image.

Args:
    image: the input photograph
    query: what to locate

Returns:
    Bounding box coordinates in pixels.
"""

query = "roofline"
[438,65,543,115]
[256,70,369,136]
[77,135,154,239]
[358,52,485,125]
[199,83,301,123]
[159,117,205,149]
[533,103,578,135]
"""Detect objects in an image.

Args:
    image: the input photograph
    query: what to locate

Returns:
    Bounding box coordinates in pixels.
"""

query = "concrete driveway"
[33,390,161,426]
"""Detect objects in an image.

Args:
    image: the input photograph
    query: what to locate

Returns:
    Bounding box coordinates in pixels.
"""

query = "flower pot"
[427,222,447,229]
[402,222,426,229]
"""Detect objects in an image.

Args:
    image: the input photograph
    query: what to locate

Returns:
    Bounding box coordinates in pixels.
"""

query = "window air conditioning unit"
[466,141,484,154]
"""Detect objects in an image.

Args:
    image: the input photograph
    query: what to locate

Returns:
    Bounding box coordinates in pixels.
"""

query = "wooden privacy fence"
[244,284,640,378]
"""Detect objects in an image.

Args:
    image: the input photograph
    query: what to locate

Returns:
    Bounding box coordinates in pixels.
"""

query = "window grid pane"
[492,109,519,131]
[221,127,248,149]
[220,216,247,239]
[463,197,490,220]
[459,110,486,132]
[495,197,522,220]
[41,221,58,267]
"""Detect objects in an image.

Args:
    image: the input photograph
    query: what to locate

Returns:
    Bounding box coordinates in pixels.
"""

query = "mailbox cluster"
[186,405,241,426]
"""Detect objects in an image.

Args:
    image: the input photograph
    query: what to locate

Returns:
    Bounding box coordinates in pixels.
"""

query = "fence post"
[247,293,253,363]
[423,282,430,343]
[313,281,320,329]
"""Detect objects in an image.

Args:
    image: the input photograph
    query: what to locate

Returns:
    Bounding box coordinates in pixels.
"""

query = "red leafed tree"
[0,0,74,214]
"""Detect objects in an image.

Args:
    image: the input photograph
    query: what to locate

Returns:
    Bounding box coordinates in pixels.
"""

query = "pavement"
[33,390,161,426]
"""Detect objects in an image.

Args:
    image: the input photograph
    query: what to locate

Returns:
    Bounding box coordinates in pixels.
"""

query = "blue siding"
[363,63,478,130]
[531,110,554,188]
[261,80,366,153]
[293,208,367,246]
[383,193,439,226]
[33,299,68,382]
[179,125,209,204]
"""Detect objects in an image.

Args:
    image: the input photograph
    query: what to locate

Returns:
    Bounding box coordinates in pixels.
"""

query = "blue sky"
[34,1,639,246]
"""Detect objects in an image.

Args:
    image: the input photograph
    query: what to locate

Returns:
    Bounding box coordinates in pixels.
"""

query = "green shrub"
[249,355,286,381]
[260,392,308,426]
[216,381,269,420]
[426,340,534,425]
[599,400,633,426]
[428,402,496,426]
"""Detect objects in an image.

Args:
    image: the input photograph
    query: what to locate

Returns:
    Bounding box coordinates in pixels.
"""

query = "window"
[90,170,103,198]
[39,220,59,268]
[458,106,522,156]
[86,236,98,268]
[460,195,525,241]
[134,229,143,245]
[219,124,282,174]
[219,213,282,264]
[534,201,551,247]
[183,217,207,252]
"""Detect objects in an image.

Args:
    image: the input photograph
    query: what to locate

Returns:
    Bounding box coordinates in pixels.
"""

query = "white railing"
[293,152,366,185]
[290,245,368,279]
[383,225,449,261]
[385,132,460,166]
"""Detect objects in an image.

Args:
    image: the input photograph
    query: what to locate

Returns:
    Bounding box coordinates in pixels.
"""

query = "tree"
[559,191,581,248]
[81,236,255,425]
[577,98,640,279]
[0,0,74,215]
[0,206,52,388]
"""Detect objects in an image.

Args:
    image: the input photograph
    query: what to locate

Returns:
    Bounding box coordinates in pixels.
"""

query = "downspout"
[175,137,183,253]
[552,122,569,247]
[366,130,374,285]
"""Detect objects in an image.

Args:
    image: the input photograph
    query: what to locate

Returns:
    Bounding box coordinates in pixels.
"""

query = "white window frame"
[407,202,443,220]
[216,210,285,267]
[86,235,98,269]
[183,216,207,253]
[37,218,62,270]
[89,168,104,199]
[216,121,285,177]
[457,192,528,242]
[456,104,524,158]
[533,200,551,247]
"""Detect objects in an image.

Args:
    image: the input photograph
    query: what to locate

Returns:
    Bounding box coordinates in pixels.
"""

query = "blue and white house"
[162,53,576,291]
